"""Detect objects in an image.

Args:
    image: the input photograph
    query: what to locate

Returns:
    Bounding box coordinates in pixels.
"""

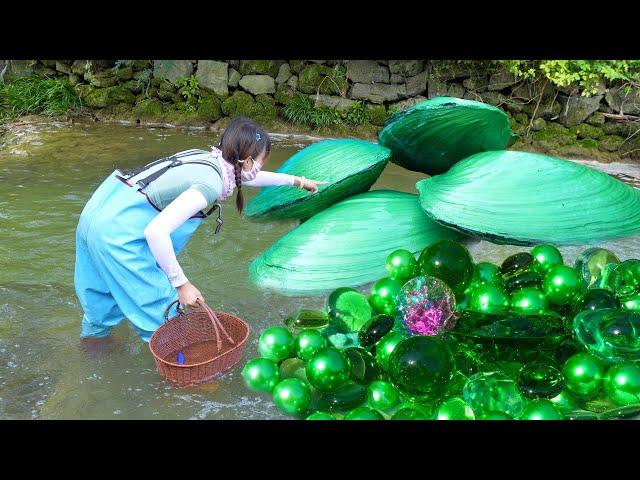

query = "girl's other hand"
[300,178,329,194]
[177,282,204,307]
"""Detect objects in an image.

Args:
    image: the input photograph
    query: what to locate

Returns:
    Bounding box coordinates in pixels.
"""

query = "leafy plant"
[343,100,370,125]
[136,68,153,96]
[174,75,201,111]
[501,60,640,96]
[113,60,135,70]
[284,94,344,130]
[0,76,82,119]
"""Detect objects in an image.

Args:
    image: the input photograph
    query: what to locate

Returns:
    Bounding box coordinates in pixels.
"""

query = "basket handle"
[196,299,236,350]
[164,299,185,322]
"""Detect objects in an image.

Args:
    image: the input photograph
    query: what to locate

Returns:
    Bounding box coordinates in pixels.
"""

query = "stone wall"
[5,60,640,161]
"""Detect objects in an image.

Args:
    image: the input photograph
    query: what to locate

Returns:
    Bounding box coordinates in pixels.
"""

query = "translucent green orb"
[604,362,640,406]
[531,244,563,273]
[520,399,564,420]
[561,352,606,399]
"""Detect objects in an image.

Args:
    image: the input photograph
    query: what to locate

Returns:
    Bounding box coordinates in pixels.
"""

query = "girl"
[74,117,327,342]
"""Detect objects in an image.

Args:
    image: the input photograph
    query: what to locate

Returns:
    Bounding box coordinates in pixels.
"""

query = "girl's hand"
[297,177,329,194]
[177,282,204,307]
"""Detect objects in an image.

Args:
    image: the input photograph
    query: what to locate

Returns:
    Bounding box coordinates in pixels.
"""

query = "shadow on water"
[0,121,639,419]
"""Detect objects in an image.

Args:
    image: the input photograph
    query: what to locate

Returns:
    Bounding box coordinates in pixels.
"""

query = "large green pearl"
[478,411,513,420]
[417,240,474,295]
[385,249,417,283]
[470,284,510,314]
[294,329,327,361]
[562,353,606,399]
[326,287,374,333]
[272,378,311,417]
[610,259,640,297]
[549,389,580,412]
[306,411,336,420]
[369,277,403,316]
[543,265,583,306]
[305,347,351,391]
[258,327,295,362]
[520,399,564,420]
[603,362,640,406]
[531,244,563,274]
[621,292,640,312]
[375,331,407,371]
[391,402,432,420]
[574,288,619,314]
[388,336,455,398]
[470,262,503,290]
[511,287,548,314]
[344,406,384,420]
[367,380,400,411]
[435,397,475,420]
[241,358,281,393]
[574,247,621,289]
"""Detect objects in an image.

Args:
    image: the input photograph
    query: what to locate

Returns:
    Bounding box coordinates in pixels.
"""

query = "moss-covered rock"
[532,121,577,146]
[196,92,222,121]
[254,94,278,120]
[599,135,624,152]
[522,98,562,120]
[122,79,143,94]
[569,123,604,139]
[68,74,82,87]
[366,104,388,126]
[81,85,136,108]
[132,60,151,70]
[274,83,296,106]
[238,60,280,77]
[514,112,529,124]
[531,117,546,131]
[578,138,599,149]
[221,90,256,117]
[86,71,118,88]
[298,63,348,96]
[158,81,178,101]
[586,111,605,126]
[602,121,635,137]
[132,98,163,119]
[115,66,133,81]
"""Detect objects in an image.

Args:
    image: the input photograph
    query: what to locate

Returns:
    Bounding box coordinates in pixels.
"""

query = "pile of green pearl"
[242,241,640,420]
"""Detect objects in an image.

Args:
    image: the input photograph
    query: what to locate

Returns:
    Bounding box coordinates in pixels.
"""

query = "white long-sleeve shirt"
[144,158,296,288]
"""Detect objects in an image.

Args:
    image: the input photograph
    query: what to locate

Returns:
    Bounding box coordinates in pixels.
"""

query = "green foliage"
[173,75,202,112]
[344,100,370,125]
[136,68,153,95]
[0,76,82,119]
[501,60,640,96]
[283,94,373,130]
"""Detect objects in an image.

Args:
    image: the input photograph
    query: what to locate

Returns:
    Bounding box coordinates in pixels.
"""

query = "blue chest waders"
[74,152,223,342]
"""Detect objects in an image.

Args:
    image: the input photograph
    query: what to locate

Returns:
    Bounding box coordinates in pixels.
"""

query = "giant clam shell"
[416,150,640,245]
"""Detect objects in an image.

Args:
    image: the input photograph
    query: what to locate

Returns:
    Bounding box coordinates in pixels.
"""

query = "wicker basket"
[149,299,250,387]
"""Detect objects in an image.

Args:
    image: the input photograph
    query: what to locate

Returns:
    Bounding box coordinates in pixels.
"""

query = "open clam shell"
[416,150,640,245]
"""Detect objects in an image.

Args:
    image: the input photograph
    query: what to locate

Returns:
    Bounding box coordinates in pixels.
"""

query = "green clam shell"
[249,190,464,296]
[416,150,640,245]
[378,97,513,175]
[245,138,390,221]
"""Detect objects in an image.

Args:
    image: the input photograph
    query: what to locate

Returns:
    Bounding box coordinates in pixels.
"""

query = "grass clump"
[0,75,82,120]
[283,94,373,130]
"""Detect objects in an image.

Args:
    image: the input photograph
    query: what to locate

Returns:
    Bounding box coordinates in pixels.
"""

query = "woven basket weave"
[149,299,250,387]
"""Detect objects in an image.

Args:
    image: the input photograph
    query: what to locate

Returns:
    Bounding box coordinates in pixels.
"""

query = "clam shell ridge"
[378,96,514,175]
[416,150,640,246]
[249,190,465,296]
[245,138,391,221]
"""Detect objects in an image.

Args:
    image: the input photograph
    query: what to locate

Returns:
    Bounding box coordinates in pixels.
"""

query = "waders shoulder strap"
[126,151,225,230]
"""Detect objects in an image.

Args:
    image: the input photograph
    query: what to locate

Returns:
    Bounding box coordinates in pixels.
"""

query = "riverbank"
[2,60,640,164]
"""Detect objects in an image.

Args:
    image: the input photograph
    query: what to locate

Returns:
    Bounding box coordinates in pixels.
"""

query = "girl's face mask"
[240,156,263,182]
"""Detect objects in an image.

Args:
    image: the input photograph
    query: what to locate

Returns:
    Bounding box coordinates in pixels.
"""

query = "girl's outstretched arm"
[244,170,328,193]
[143,188,208,305]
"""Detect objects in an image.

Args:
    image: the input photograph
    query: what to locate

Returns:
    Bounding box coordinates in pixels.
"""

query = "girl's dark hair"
[218,117,271,214]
